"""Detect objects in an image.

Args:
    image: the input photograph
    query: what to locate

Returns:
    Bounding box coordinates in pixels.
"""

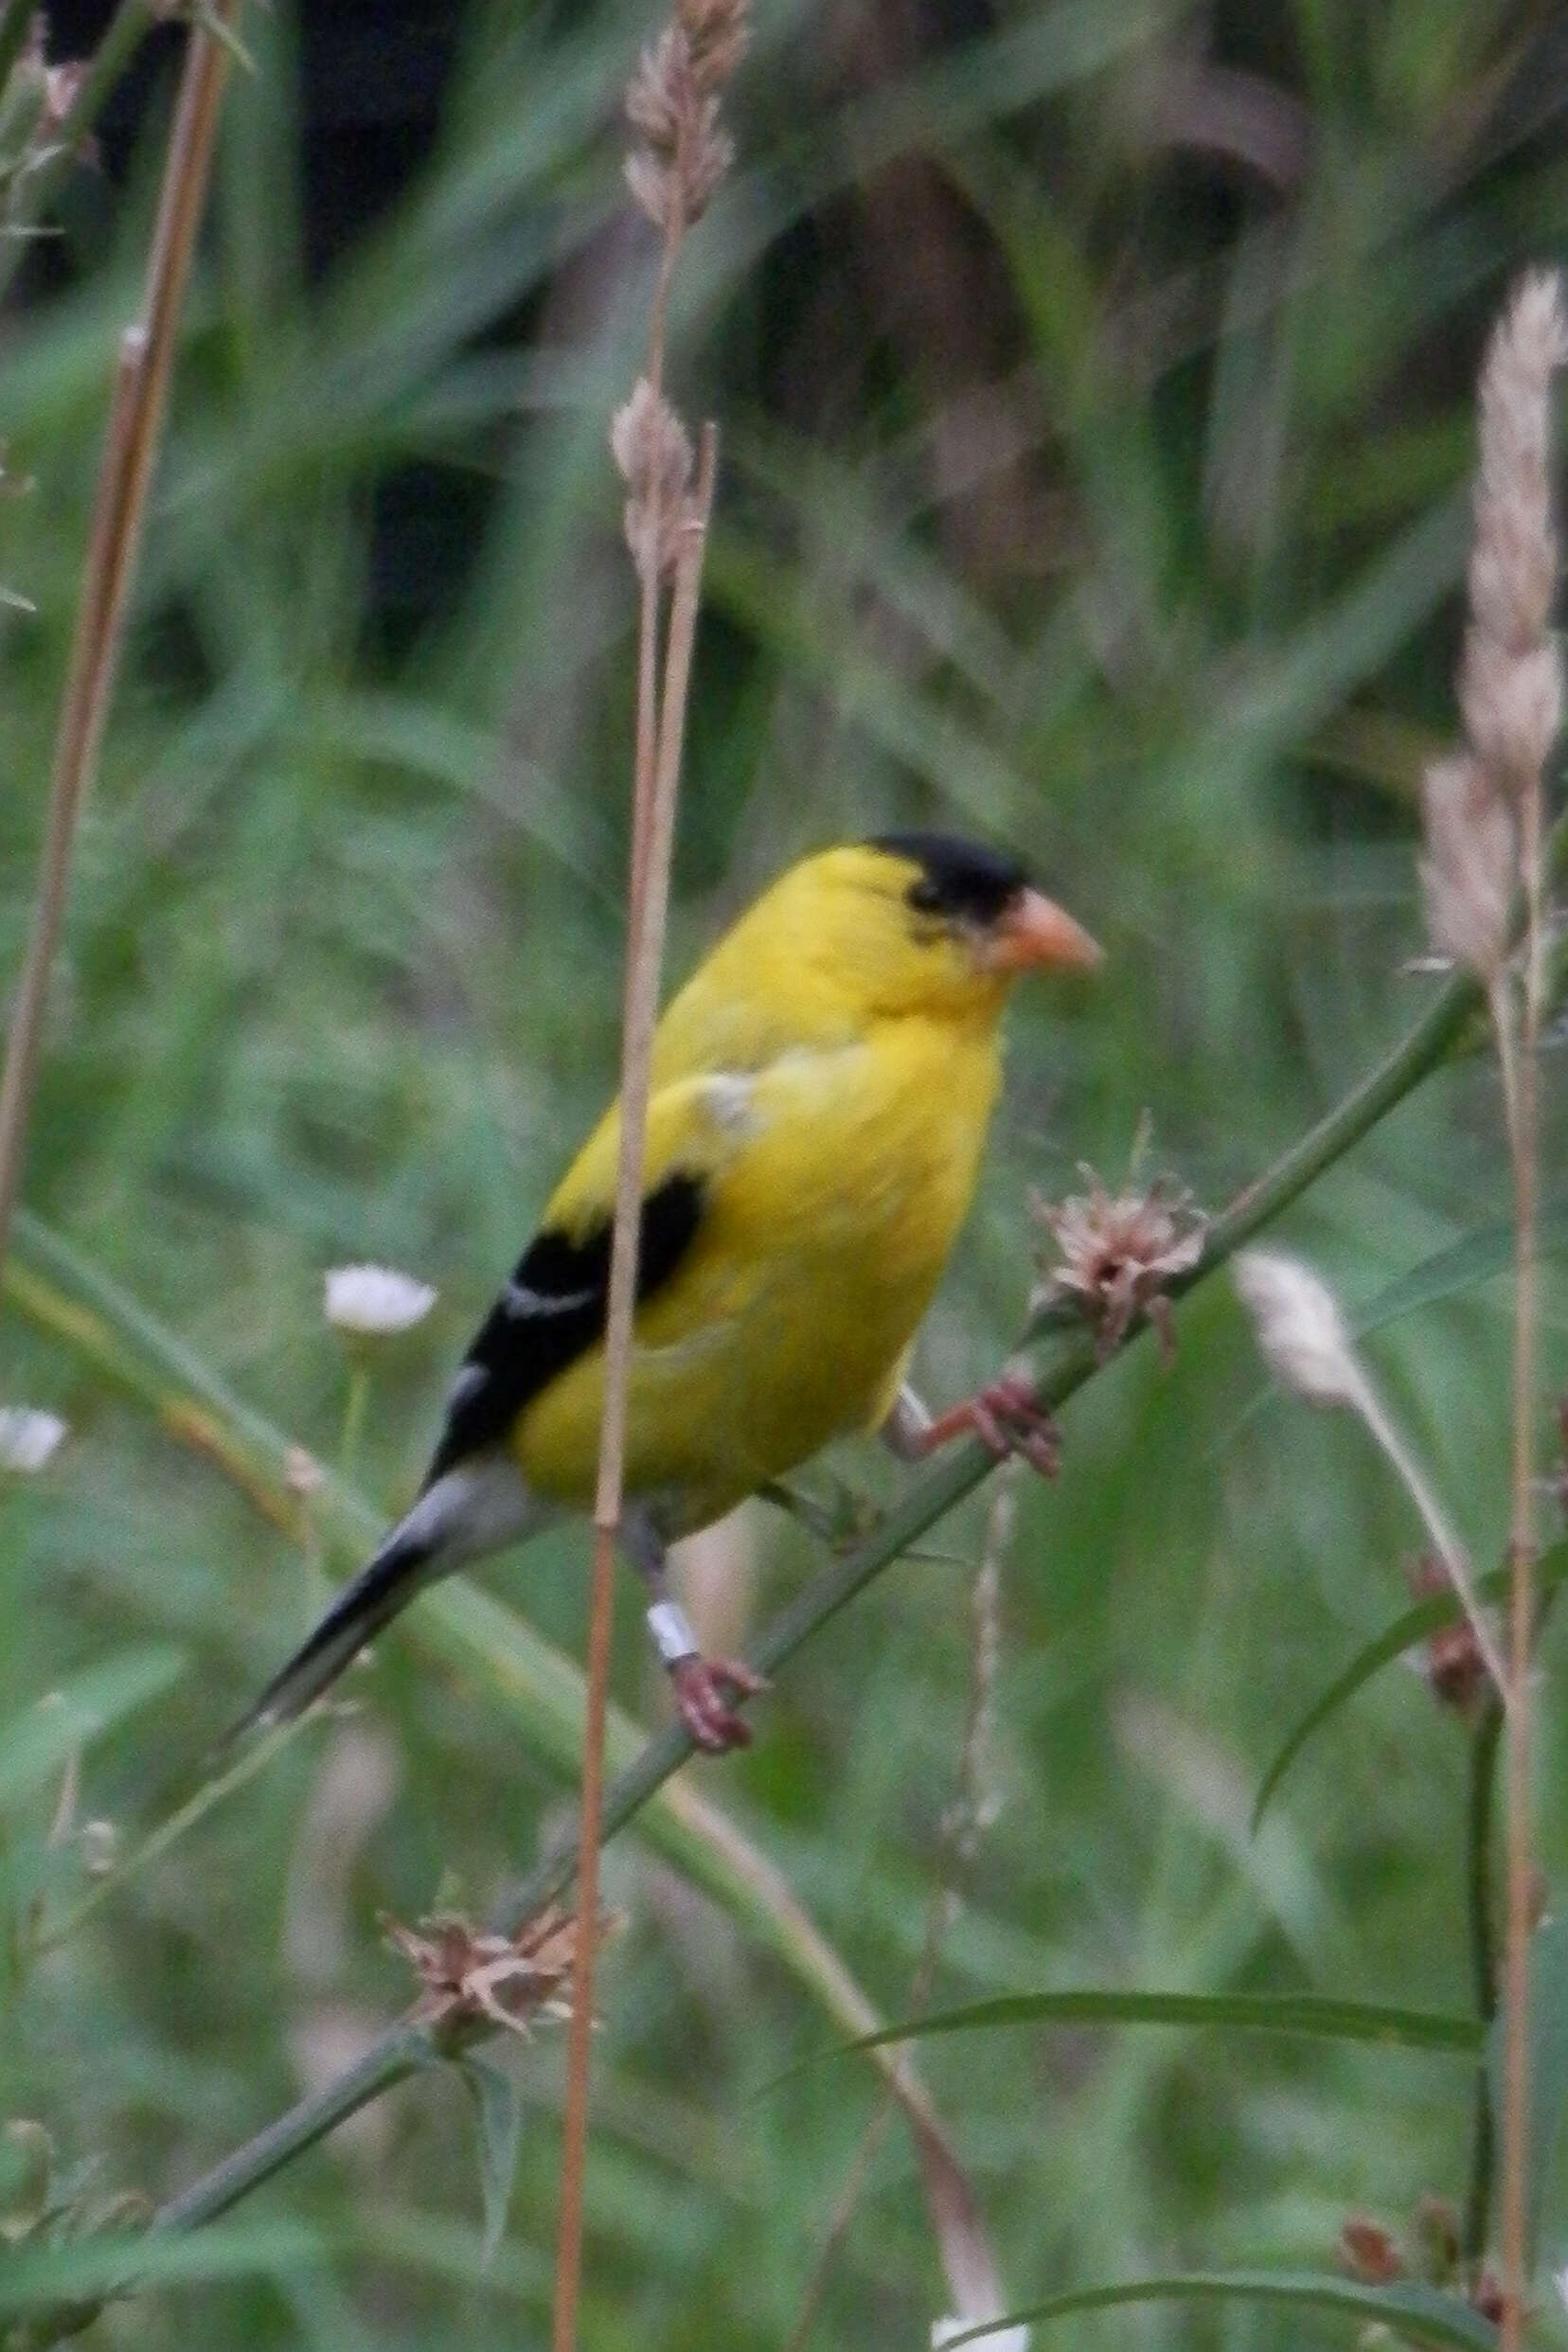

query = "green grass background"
[3,0,1568,2342]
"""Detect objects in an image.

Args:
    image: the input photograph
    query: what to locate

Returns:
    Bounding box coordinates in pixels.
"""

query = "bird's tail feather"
[225,1522,441,1744]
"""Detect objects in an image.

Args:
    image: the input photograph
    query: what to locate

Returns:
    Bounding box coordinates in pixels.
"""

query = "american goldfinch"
[239,834,1099,1752]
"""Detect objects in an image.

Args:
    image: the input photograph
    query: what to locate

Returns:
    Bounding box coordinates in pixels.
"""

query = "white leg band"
[647,1600,700,1667]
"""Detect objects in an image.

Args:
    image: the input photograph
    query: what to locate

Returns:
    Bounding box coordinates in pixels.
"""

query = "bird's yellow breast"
[513,1011,1001,1531]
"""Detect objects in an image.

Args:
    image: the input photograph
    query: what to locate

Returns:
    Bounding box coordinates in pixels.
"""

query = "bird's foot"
[913,1371,1060,1478]
[669,1653,768,1753]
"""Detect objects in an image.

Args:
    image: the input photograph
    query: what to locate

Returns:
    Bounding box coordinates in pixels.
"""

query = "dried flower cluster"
[383,1904,602,2039]
[624,0,749,234]
[1418,271,1567,984]
[1032,1166,1204,1360]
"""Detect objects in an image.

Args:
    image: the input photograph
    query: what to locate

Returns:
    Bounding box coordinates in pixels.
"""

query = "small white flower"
[324,1265,437,1338]
[80,1820,118,1879]
[933,2319,1029,2351]
[1233,1250,1365,1410]
[0,1409,67,1475]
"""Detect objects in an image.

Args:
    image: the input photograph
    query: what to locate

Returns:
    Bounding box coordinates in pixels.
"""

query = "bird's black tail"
[226,1521,441,1745]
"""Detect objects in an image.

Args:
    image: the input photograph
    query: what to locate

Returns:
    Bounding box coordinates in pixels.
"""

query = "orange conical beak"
[987,886,1103,974]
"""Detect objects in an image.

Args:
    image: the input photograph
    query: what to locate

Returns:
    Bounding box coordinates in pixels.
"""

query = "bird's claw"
[918,1372,1060,1479]
[669,1653,768,1754]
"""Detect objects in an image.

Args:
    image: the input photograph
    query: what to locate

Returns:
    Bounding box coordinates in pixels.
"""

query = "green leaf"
[0,2218,322,2311]
[1251,1541,1568,1830]
[0,1648,186,1809]
[934,2270,1498,2349]
[454,2056,522,2270]
[1487,1905,1568,2265]
[1352,1204,1568,1334]
[830,1987,1481,2061]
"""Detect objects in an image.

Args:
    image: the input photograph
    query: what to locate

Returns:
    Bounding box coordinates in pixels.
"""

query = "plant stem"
[1499,981,1539,2348]
[0,2,240,1290]
[1463,1690,1504,2270]
[338,1362,370,1482]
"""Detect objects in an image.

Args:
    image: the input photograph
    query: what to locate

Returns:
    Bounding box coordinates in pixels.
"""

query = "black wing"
[421,1169,704,1488]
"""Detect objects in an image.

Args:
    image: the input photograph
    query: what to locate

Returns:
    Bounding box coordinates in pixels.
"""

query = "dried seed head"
[611,376,694,579]
[1404,1557,1492,1720]
[624,0,747,232]
[1460,632,1562,795]
[1232,1249,1366,1410]
[1459,268,1567,806]
[679,0,751,91]
[1338,2217,1405,2285]
[1470,270,1568,655]
[1417,749,1515,983]
[1032,1166,1204,1361]
[383,1904,607,2038]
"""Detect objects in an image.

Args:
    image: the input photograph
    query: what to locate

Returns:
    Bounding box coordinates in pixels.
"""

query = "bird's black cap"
[869,830,1029,925]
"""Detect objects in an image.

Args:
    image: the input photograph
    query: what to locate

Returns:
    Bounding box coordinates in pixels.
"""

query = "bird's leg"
[620,1507,766,1755]
[881,1375,1060,1479]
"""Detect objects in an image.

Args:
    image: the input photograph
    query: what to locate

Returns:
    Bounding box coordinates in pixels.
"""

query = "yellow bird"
[238,834,1099,1752]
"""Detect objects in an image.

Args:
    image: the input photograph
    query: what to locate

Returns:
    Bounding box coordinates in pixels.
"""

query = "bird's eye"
[906,877,945,915]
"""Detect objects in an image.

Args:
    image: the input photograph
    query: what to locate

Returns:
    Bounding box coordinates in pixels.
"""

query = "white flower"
[933,2319,1029,2351]
[324,1265,437,1338]
[80,1820,118,1878]
[1232,1250,1365,1410]
[0,1409,67,1474]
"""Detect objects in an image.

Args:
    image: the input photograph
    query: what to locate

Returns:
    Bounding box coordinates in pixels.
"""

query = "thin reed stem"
[0,3,240,1290]
[550,431,719,2352]
[1498,950,1539,2348]
[629,216,686,930]
[1463,1690,1505,2270]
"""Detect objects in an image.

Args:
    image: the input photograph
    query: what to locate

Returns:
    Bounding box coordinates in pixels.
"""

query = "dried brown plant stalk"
[551,12,743,2344]
[1417,268,1567,2344]
[0,3,241,1295]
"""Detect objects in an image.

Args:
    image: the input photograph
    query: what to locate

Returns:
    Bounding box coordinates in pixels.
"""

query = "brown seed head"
[624,2,746,233]
[1338,2216,1404,2285]
[1460,269,1568,801]
[1032,1167,1204,1362]
[383,1904,607,2038]
[611,376,695,580]
[1404,1556,1492,1720]
[679,0,751,91]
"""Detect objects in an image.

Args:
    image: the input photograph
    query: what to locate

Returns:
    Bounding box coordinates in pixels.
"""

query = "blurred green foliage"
[2,0,1568,2342]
